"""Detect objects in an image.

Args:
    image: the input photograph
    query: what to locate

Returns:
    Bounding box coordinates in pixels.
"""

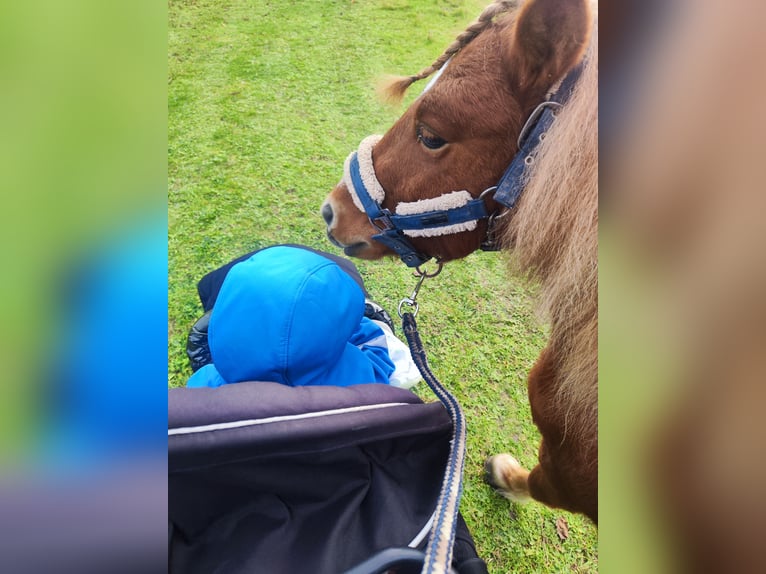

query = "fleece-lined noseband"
[341,60,584,268]
[343,136,493,267]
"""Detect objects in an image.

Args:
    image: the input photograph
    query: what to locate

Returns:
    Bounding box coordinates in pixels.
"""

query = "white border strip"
[421,57,452,95]
[169,402,411,436]
[408,511,436,548]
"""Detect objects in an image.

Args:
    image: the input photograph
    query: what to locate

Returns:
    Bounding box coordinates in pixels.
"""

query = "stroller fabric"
[169,381,451,574]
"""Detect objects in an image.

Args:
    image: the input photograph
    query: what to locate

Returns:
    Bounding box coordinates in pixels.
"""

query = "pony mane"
[503,26,598,458]
[378,0,520,104]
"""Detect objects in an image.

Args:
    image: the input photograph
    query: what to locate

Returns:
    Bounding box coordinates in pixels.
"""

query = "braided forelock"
[379,0,520,103]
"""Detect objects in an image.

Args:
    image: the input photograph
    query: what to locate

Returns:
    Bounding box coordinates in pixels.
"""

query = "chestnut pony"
[322,0,597,523]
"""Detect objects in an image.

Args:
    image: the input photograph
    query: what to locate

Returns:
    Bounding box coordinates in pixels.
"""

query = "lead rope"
[398,263,467,574]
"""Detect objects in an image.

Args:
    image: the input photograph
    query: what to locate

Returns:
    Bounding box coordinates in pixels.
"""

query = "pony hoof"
[483,457,500,486]
[484,454,532,503]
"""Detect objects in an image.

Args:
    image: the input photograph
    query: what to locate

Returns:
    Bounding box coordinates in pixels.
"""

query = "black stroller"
[168,246,488,574]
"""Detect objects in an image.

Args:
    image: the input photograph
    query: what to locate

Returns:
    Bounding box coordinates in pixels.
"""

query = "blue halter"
[347,151,492,267]
[348,61,584,268]
[492,60,584,210]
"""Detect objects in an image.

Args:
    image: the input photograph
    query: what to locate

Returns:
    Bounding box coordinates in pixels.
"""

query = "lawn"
[168,0,597,571]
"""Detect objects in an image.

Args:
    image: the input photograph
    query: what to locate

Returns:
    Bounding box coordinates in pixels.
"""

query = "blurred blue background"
[0,1,166,572]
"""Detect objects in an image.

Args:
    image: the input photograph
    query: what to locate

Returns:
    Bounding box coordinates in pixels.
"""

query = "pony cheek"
[404,231,479,263]
[346,240,391,261]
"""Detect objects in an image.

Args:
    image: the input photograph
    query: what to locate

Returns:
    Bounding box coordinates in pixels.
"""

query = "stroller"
[168,246,488,574]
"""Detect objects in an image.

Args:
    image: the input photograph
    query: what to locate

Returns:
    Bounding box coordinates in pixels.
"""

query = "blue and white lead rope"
[401,312,467,574]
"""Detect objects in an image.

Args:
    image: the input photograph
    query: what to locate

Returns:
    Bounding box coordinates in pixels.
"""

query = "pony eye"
[416,125,447,150]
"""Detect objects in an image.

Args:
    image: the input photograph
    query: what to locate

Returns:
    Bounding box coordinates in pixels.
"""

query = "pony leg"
[483,454,532,503]
[484,455,570,509]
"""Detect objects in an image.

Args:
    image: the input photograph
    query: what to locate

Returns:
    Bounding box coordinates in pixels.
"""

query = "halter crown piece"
[492,60,584,210]
[341,60,585,268]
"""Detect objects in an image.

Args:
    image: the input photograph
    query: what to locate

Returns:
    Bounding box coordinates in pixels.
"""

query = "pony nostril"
[321,203,334,226]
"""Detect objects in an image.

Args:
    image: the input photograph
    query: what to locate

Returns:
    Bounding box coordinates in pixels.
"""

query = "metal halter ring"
[516,100,563,149]
[479,186,498,201]
[415,260,443,279]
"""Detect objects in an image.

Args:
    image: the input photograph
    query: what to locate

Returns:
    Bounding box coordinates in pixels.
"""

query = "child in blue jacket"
[186,245,408,388]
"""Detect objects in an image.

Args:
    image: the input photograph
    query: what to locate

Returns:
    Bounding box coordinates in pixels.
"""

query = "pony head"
[321,0,592,264]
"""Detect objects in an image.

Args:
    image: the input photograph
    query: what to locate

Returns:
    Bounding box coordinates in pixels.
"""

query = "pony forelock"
[377,75,418,105]
[376,0,519,105]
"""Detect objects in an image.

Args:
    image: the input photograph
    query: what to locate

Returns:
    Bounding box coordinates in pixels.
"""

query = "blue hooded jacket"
[186,246,395,388]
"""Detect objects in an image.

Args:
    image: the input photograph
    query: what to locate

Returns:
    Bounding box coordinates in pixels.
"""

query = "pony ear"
[507,0,592,94]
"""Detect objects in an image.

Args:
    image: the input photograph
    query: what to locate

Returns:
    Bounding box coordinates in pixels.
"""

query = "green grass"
[168,0,597,571]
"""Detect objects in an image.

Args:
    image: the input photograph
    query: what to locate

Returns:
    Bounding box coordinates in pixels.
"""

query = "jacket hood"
[206,246,374,386]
